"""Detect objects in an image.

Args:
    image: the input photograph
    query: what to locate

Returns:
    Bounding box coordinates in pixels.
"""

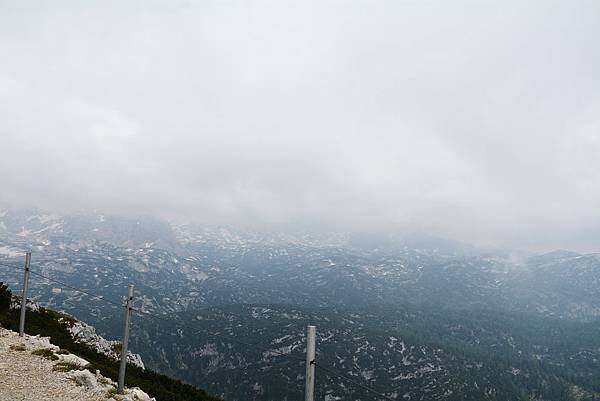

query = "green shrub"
[32,348,59,360]
[53,361,81,372]
[111,342,122,354]
[0,282,11,313]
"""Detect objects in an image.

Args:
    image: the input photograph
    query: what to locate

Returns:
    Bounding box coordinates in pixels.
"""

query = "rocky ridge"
[66,320,144,369]
[11,295,145,369]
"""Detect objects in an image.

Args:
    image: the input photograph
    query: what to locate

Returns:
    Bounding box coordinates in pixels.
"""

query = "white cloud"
[1,0,599,250]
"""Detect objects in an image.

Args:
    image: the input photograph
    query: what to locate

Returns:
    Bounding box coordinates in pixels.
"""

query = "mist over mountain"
[2,208,600,400]
[2,1,600,251]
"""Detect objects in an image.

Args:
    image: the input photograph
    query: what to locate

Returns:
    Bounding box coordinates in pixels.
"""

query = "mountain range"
[1,208,600,400]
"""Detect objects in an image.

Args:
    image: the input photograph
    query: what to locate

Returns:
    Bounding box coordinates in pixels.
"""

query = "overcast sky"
[1,1,599,251]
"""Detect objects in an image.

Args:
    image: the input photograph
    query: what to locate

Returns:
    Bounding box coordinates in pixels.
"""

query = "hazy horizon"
[1,1,599,252]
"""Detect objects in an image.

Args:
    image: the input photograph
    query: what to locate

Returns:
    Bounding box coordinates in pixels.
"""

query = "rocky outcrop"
[10,295,145,369]
[66,320,145,369]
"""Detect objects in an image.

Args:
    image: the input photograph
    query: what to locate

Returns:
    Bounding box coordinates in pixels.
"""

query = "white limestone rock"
[128,387,156,401]
[66,320,145,369]
[10,296,40,312]
[26,334,60,352]
[68,369,99,390]
[58,352,90,368]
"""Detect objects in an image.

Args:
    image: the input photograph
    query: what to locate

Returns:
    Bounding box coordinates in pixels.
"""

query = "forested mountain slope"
[1,209,600,400]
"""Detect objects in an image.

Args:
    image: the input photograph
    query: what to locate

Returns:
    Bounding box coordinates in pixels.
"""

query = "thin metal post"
[18,252,31,337]
[117,284,134,394]
[305,325,316,401]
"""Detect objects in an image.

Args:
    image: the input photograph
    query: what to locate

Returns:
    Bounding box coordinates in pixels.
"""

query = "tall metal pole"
[305,325,316,401]
[117,284,134,394]
[18,252,31,337]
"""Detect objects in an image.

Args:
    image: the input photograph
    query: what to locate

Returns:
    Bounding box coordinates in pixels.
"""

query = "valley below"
[1,209,600,401]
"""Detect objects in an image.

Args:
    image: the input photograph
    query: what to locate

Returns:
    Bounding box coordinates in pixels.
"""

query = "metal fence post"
[18,252,31,337]
[305,325,316,401]
[117,284,134,394]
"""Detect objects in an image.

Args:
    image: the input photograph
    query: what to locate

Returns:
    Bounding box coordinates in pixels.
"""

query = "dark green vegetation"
[0,281,10,311]
[129,303,600,401]
[0,283,221,401]
[32,347,59,360]
[53,361,83,372]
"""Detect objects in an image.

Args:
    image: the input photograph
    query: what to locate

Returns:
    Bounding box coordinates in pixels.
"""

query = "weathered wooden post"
[117,284,134,394]
[18,252,31,337]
